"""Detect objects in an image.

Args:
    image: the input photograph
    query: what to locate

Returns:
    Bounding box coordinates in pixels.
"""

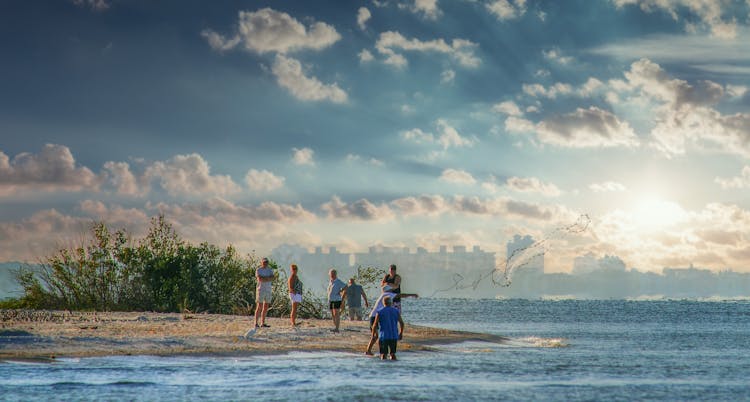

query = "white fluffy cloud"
[440,169,477,185]
[103,161,142,196]
[493,100,524,116]
[486,0,527,20]
[401,120,476,150]
[536,106,640,148]
[271,54,348,103]
[144,153,241,197]
[202,8,341,54]
[409,0,442,20]
[245,169,285,192]
[358,49,375,63]
[374,31,480,69]
[506,176,562,197]
[0,144,101,196]
[357,7,371,30]
[522,82,573,99]
[292,147,316,166]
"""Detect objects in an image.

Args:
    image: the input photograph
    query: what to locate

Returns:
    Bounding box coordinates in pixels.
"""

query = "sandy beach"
[0,310,507,361]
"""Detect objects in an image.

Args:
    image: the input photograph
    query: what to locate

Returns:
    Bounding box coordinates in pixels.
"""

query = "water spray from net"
[429,214,591,297]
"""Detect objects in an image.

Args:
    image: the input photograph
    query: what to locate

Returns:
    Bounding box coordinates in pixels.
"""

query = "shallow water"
[3,299,750,401]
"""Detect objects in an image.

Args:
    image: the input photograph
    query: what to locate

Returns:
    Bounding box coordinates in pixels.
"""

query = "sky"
[0,0,749,273]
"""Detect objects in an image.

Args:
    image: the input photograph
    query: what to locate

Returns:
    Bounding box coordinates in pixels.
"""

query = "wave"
[508,336,569,348]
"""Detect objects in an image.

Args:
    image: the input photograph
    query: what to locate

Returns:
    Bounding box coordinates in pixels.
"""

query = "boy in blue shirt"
[371,295,404,360]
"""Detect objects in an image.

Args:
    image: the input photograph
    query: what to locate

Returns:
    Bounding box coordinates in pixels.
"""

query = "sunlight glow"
[630,196,687,232]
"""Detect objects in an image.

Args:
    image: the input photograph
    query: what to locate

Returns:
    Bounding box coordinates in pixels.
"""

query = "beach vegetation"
[0,216,326,318]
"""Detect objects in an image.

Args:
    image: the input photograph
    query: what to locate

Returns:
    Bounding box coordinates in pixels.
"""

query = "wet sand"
[0,310,507,361]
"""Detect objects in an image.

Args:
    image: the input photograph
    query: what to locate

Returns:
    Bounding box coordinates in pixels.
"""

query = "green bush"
[6,215,325,317]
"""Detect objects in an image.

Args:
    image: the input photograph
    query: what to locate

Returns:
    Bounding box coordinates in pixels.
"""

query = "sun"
[630,195,687,232]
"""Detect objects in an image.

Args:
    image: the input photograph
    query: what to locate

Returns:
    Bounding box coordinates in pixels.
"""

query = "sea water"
[2,299,750,401]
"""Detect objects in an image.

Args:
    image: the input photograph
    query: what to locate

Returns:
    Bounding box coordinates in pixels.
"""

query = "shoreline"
[0,310,507,361]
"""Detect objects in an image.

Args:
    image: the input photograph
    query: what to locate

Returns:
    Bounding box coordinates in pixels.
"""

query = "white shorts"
[289,293,302,303]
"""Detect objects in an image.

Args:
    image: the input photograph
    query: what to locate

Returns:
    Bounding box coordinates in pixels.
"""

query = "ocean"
[2,298,750,401]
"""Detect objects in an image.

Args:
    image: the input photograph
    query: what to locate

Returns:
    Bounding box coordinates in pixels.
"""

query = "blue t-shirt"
[377,306,400,341]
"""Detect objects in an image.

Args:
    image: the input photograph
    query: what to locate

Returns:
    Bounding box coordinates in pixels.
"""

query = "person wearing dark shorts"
[372,295,404,360]
[327,269,347,333]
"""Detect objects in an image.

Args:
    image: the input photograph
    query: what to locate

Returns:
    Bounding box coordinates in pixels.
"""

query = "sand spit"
[0,310,507,360]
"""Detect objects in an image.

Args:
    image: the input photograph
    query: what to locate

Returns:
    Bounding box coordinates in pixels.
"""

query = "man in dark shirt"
[343,278,369,321]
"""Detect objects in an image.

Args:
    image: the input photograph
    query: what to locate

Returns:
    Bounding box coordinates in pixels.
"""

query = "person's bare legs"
[365,333,377,355]
[290,301,298,326]
[260,302,270,326]
[331,308,341,332]
[254,302,262,326]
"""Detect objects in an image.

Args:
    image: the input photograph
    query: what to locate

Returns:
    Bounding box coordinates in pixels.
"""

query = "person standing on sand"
[372,295,404,360]
[327,269,347,333]
[254,257,274,328]
[382,264,403,310]
[288,264,303,327]
[343,278,369,321]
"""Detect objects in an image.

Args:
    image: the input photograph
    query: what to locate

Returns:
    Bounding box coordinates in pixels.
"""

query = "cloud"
[401,120,476,150]
[292,147,315,166]
[202,8,341,54]
[321,196,395,221]
[506,176,562,197]
[590,181,627,192]
[622,59,750,157]
[374,31,480,69]
[715,166,750,189]
[504,116,536,133]
[245,169,285,192]
[493,100,524,116]
[144,153,241,197]
[522,82,573,99]
[441,69,456,84]
[611,0,739,39]
[271,54,348,103]
[596,202,750,271]
[440,169,477,185]
[103,161,142,196]
[0,144,101,196]
[536,106,640,148]
[358,49,375,63]
[436,119,476,149]
[408,0,443,20]
[357,7,372,30]
[346,154,384,167]
[390,194,450,217]
[542,48,573,65]
[401,128,434,143]
[486,0,527,20]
